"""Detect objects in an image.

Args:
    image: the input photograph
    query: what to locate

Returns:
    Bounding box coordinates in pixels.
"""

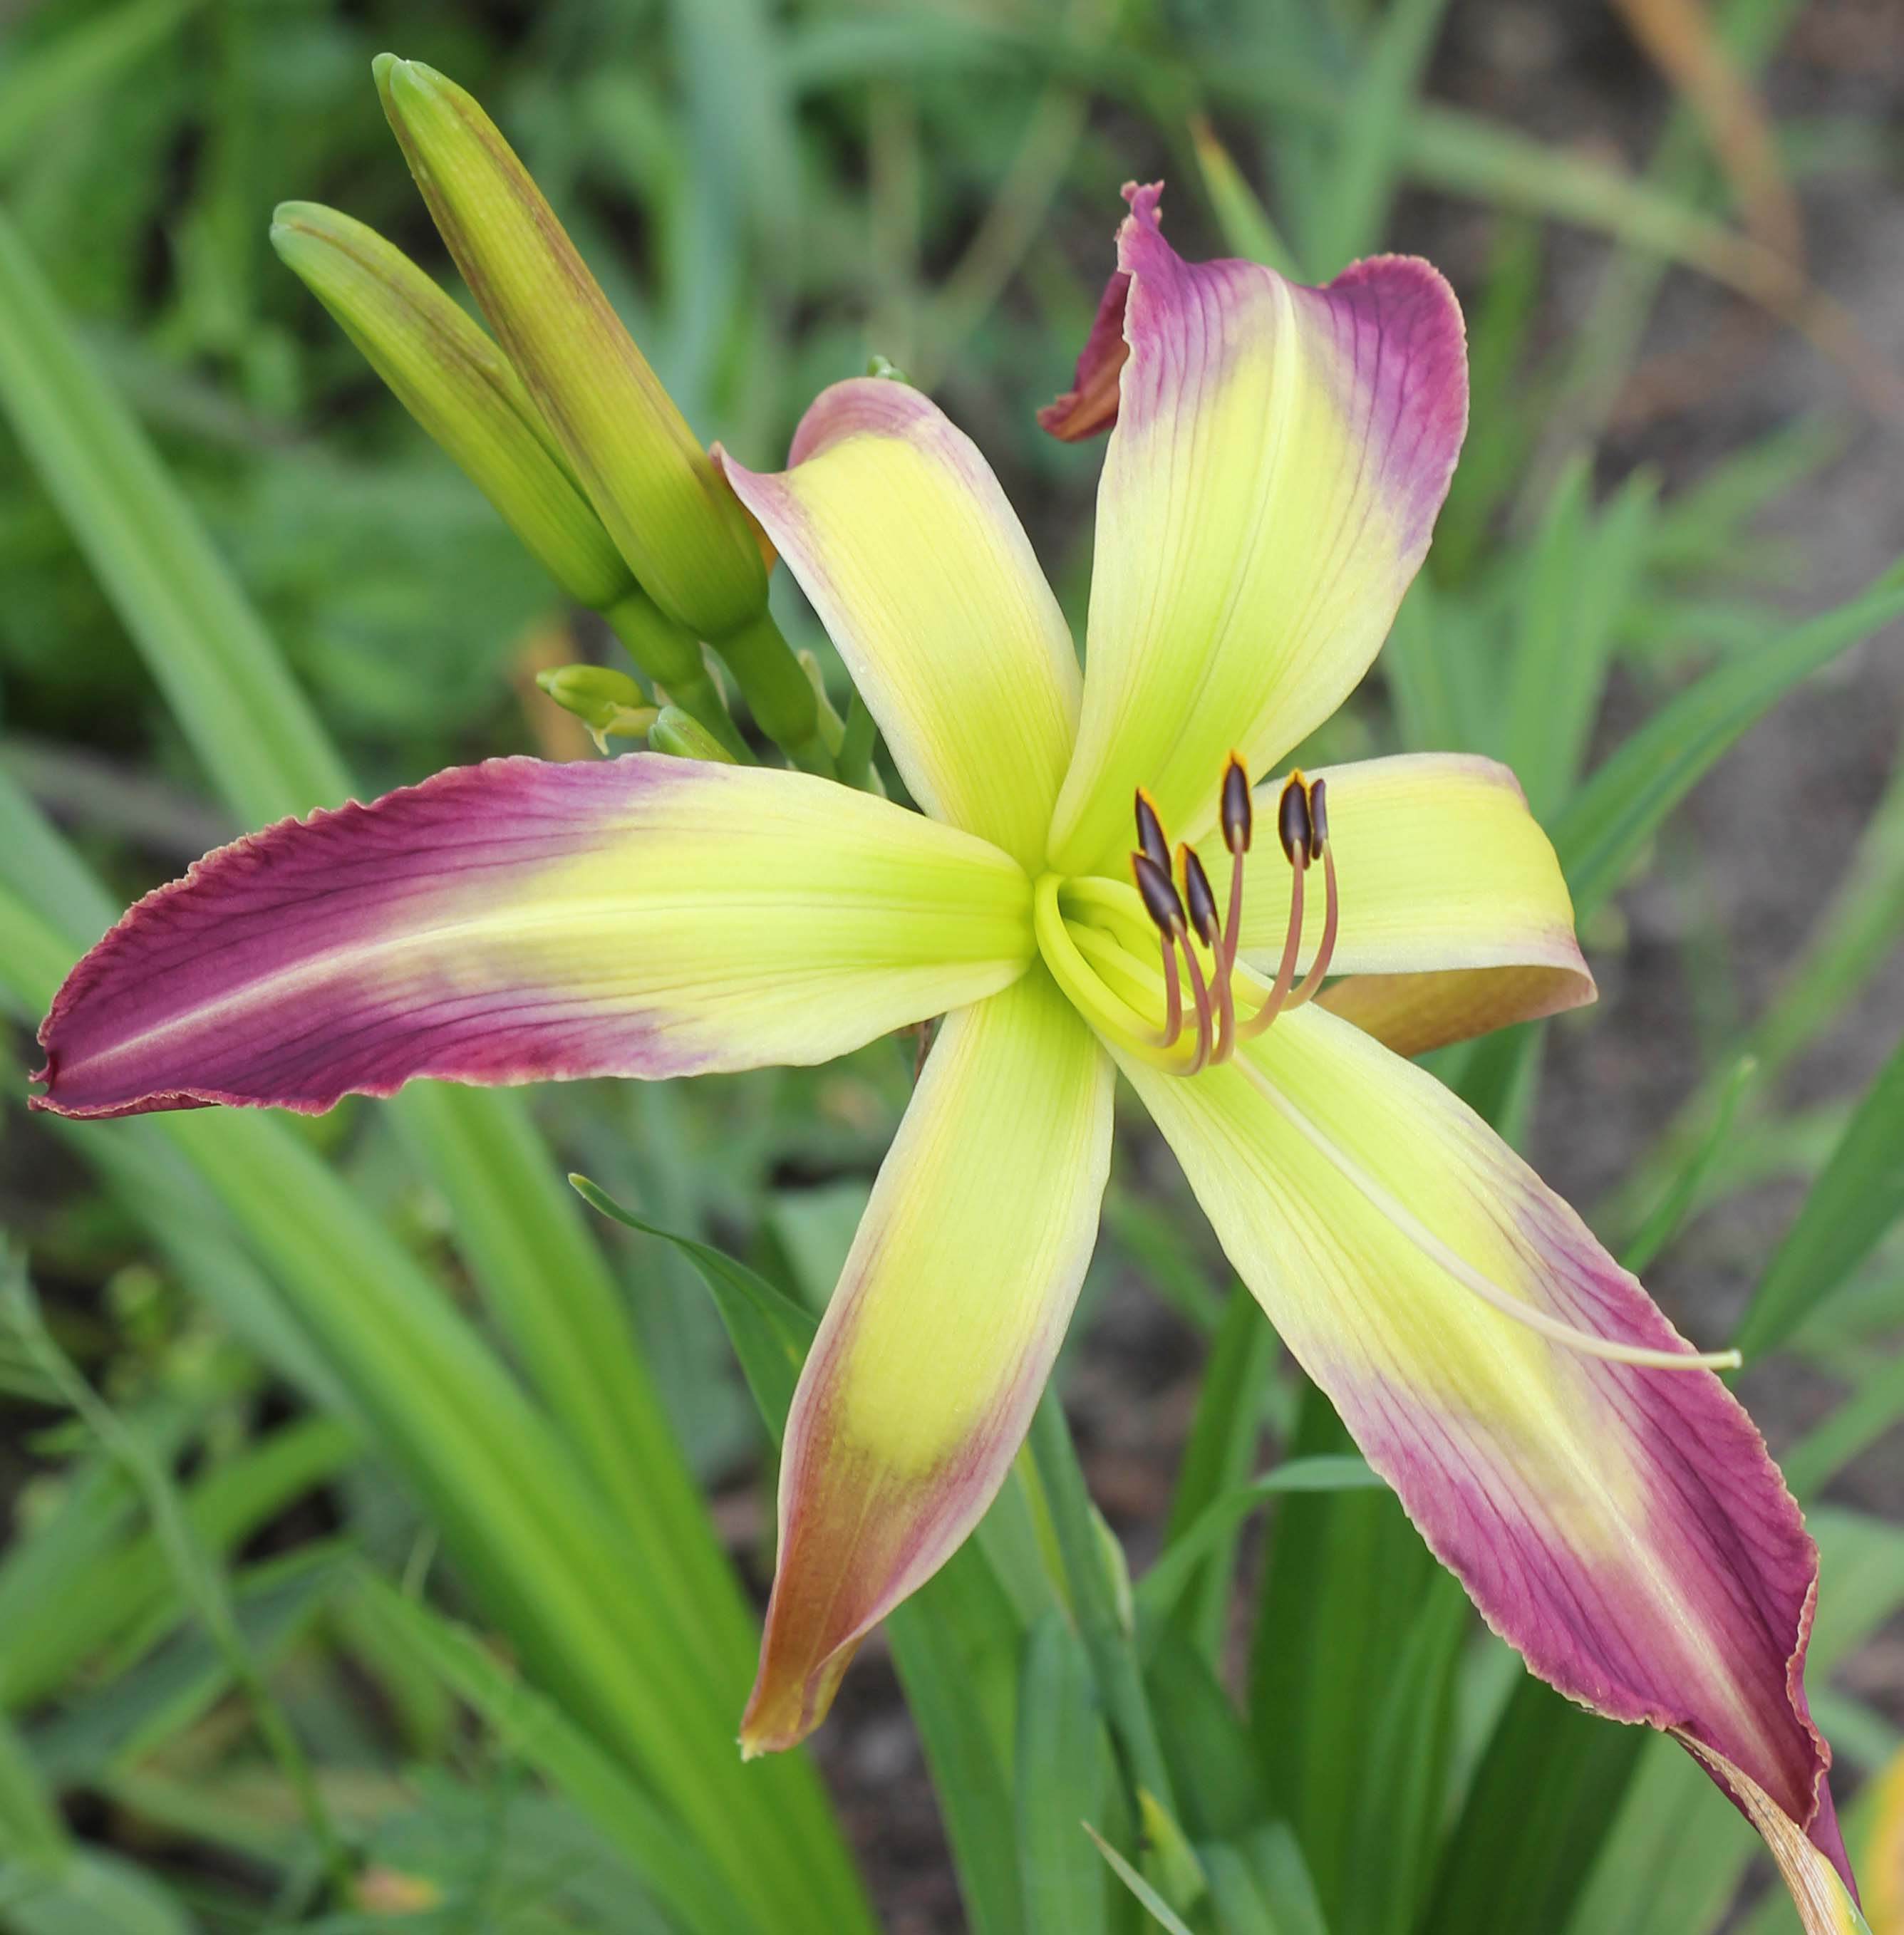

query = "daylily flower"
[29,184,1849,1911]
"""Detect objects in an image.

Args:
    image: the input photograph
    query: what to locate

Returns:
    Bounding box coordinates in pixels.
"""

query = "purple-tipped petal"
[1117,1002,1848,1897]
[33,756,1033,1119]
[1036,265,1129,440]
[743,970,1112,1753]
[1047,182,1469,876]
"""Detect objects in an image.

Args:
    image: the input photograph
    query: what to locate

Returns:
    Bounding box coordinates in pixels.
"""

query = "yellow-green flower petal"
[1117,1002,1845,1900]
[742,968,1112,1753]
[723,381,1080,872]
[1210,752,1595,1056]
[1047,185,1468,876]
[35,757,1032,1117]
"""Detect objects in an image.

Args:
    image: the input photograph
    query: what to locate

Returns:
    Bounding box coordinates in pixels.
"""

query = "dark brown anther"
[1134,789,1170,873]
[1277,774,1313,869]
[1221,754,1253,856]
[1132,851,1188,938]
[1178,844,1219,949]
[1307,776,1329,858]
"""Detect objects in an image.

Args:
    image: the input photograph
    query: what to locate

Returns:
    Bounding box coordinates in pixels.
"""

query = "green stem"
[1027,1391,1176,1815]
[603,590,752,762]
[714,608,834,776]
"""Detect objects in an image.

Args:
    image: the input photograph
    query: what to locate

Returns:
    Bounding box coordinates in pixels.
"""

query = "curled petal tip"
[739,1639,859,1759]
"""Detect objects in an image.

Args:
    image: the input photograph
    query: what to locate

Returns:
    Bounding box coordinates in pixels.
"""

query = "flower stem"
[1027,1390,1178,1816]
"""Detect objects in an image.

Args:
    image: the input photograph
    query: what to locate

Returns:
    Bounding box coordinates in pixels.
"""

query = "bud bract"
[534,664,658,754]
[649,705,740,764]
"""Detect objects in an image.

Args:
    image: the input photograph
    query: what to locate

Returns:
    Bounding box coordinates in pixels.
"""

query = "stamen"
[1134,789,1170,875]
[1235,772,1313,1043]
[1133,850,1214,1072]
[1220,753,1253,858]
[1132,850,1187,941]
[1179,938,1214,1075]
[1233,1056,1742,1374]
[1179,842,1232,1064]
[1286,777,1337,1010]
[1178,844,1220,950]
[1278,771,1313,868]
[1132,851,1193,1054]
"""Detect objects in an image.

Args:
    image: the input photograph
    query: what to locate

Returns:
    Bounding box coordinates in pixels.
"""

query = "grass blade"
[1552,564,1904,915]
[1735,1027,1904,1355]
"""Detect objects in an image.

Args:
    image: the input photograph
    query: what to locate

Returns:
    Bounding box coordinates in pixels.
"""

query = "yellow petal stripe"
[743,968,1112,1751]
[724,380,1080,871]
[1046,187,1467,876]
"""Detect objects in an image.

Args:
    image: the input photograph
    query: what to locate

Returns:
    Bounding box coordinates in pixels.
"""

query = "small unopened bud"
[373,56,767,645]
[1132,851,1188,938]
[1277,774,1313,868]
[535,665,658,754]
[1178,844,1219,948]
[1221,754,1253,855]
[269,201,631,613]
[650,705,739,764]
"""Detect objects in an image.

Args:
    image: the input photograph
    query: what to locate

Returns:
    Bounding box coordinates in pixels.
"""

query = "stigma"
[1129,757,1338,1073]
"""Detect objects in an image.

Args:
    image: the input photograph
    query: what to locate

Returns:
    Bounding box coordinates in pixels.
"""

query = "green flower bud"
[372,55,768,647]
[649,705,740,764]
[269,201,631,613]
[534,664,658,754]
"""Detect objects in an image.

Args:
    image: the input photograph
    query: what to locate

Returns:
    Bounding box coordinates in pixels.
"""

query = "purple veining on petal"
[33,758,697,1117]
[32,754,1030,1121]
[1301,1069,1845,1887]
[1107,181,1468,564]
[1126,1011,1848,1895]
[1292,253,1470,566]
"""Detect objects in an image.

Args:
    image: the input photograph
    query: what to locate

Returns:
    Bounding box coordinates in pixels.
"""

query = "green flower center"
[1033,758,1338,1077]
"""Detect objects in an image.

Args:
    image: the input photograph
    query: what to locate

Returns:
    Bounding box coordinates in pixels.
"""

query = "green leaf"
[1017,1612,1109,1935]
[1418,1675,1642,1935]
[0,1850,196,1935]
[1158,1289,1277,1660]
[1246,1386,1429,1924]
[1189,118,1300,276]
[1736,1026,1904,1354]
[571,1171,812,1439]
[1619,1054,1757,1274]
[1502,462,1657,820]
[1339,1580,1466,1935]
[0,200,777,1744]
[1551,563,1904,916]
[1086,1822,1198,1935]
[1305,0,1453,271]
[356,1577,754,1935]
[1139,1457,1382,1633]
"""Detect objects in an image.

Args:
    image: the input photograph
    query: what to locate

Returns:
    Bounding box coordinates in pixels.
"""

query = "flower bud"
[269,201,630,613]
[534,664,658,754]
[372,56,768,646]
[273,202,753,757]
[649,705,739,764]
